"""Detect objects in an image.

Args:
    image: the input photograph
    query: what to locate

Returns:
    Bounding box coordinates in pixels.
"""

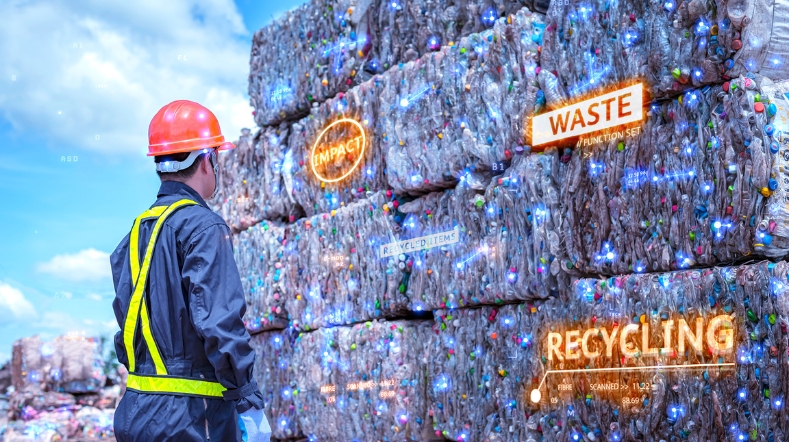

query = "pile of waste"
[1,335,120,441]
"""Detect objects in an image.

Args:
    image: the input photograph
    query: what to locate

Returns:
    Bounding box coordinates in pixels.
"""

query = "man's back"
[111,180,264,441]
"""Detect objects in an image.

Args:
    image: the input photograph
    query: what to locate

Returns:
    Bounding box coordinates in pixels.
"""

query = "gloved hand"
[238,408,272,442]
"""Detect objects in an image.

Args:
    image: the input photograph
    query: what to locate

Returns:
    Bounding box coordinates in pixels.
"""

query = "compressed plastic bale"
[399,154,567,313]
[11,335,105,395]
[290,319,433,441]
[52,335,105,394]
[427,304,542,442]
[249,330,302,440]
[522,261,789,442]
[284,78,389,219]
[284,192,409,330]
[235,222,290,333]
[382,8,544,195]
[758,78,789,256]
[249,0,551,127]
[213,126,298,229]
[540,0,748,101]
[562,74,778,275]
[725,0,789,81]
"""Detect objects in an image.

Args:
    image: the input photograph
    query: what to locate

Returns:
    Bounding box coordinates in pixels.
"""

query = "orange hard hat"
[147,100,235,156]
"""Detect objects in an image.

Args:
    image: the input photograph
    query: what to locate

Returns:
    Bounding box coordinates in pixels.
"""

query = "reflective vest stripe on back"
[122,199,227,399]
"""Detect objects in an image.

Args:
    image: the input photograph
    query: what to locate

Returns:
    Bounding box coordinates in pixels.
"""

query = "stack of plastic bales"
[219,0,789,440]
[249,0,551,128]
[290,319,433,441]
[216,9,548,227]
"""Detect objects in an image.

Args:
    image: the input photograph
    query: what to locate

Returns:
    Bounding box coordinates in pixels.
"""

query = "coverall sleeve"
[182,223,265,414]
[110,237,130,368]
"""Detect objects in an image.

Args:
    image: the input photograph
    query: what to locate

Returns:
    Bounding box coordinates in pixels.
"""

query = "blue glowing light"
[433,373,451,392]
[737,388,747,401]
[695,18,710,36]
[481,7,497,26]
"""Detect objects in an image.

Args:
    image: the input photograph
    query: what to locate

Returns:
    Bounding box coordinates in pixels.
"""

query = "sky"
[0,0,306,366]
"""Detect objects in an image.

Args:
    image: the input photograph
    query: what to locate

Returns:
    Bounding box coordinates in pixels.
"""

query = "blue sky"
[0,0,305,365]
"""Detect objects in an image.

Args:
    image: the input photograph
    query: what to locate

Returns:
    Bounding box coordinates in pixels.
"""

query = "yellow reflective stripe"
[127,373,226,398]
[140,298,167,375]
[130,206,168,285]
[124,199,198,373]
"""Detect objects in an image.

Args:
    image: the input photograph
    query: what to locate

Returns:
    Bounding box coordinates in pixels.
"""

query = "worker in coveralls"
[111,100,272,441]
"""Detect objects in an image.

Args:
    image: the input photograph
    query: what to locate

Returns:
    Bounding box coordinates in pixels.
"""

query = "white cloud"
[0,0,256,156]
[86,293,103,301]
[36,248,111,282]
[0,281,37,322]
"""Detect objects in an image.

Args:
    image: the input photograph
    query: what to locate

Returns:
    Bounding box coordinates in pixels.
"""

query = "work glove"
[238,408,271,442]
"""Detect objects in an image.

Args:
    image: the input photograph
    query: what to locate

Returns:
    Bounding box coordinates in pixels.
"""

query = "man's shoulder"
[172,204,229,239]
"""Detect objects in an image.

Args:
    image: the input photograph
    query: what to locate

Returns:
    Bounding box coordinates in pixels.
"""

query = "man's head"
[154,148,218,200]
[147,100,235,200]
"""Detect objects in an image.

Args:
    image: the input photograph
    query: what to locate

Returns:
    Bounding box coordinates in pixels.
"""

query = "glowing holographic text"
[380,227,460,258]
[310,118,367,183]
[545,314,735,362]
[530,83,645,149]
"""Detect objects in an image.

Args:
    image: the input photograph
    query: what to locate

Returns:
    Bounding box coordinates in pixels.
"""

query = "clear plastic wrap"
[212,125,298,228]
[249,330,302,440]
[399,150,569,312]
[290,319,433,441]
[725,0,789,81]
[562,74,777,275]
[235,222,290,333]
[759,79,789,256]
[382,8,544,194]
[427,304,541,442]
[249,0,550,127]
[540,0,751,100]
[238,192,410,332]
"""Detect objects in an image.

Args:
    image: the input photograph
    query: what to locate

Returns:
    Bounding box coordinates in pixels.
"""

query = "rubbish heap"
[219,0,789,440]
[1,335,118,441]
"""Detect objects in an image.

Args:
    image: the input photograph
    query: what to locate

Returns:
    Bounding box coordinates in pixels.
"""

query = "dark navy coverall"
[111,181,264,441]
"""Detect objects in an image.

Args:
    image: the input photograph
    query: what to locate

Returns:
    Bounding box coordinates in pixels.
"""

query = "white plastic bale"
[427,304,542,442]
[249,0,550,127]
[285,79,387,219]
[540,0,748,101]
[522,261,789,441]
[290,319,433,441]
[283,192,409,331]
[249,330,301,440]
[382,8,544,195]
[234,222,290,333]
[212,125,296,228]
[725,0,789,81]
[759,79,789,256]
[562,75,777,275]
